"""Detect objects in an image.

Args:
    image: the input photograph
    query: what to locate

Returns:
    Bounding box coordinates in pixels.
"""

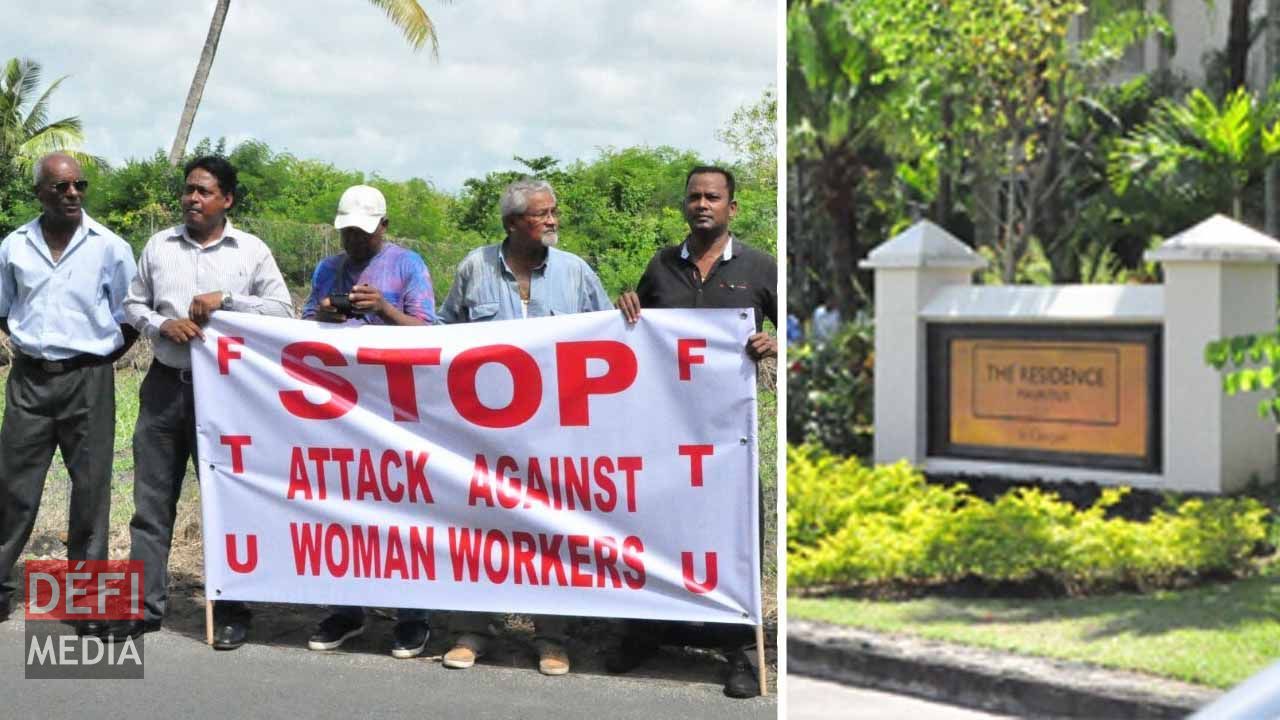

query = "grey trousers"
[128,362,246,623]
[0,360,115,608]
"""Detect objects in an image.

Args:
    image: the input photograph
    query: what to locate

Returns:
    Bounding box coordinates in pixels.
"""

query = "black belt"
[14,351,110,374]
[150,361,194,384]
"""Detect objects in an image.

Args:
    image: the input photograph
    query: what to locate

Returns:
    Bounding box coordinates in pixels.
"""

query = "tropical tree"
[1109,86,1280,220]
[0,57,99,235]
[718,87,778,188]
[0,57,94,178]
[787,0,897,315]
[168,0,445,165]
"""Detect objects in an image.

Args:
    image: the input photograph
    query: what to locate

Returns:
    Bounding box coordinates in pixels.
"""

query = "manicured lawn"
[791,568,1280,688]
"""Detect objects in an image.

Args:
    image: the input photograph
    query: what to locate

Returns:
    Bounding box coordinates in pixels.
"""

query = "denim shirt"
[438,243,612,323]
[0,213,137,360]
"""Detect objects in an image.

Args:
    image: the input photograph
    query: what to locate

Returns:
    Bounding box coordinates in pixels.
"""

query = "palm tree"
[0,57,95,180]
[1109,87,1280,220]
[168,0,444,166]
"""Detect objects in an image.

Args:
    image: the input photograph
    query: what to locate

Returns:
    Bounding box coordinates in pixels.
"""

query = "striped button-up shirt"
[125,220,293,368]
[0,213,137,360]
[438,243,611,323]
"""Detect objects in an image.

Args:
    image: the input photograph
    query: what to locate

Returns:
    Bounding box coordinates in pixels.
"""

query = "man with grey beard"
[437,178,611,676]
[438,178,610,322]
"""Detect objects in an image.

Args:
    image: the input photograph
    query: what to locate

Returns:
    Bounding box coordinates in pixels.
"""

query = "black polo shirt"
[635,237,777,331]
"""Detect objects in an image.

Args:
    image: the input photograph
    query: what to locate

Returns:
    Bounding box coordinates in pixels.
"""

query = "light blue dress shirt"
[0,213,137,360]
[438,242,612,323]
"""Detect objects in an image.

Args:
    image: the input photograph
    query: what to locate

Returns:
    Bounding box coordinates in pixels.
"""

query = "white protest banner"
[191,309,761,625]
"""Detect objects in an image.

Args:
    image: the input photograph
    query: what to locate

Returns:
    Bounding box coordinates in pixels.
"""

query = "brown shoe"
[536,639,570,676]
[443,633,488,669]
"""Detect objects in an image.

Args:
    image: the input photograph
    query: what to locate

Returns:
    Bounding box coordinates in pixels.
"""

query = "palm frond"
[366,0,444,56]
[8,58,39,98]
[0,57,93,175]
[22,74,68,136]
[18,121,85,158]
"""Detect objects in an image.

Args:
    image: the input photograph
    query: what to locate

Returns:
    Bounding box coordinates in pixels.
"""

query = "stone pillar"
[860,221,987,466]
[1146,215,1280,493]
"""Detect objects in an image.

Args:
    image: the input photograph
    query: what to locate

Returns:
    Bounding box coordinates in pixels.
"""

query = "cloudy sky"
[2,1,777,192]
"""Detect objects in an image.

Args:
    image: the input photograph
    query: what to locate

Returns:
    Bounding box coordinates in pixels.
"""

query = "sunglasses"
[45,180,89,194]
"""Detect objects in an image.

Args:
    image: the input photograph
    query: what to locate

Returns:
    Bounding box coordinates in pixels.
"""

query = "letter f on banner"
[677,339,706,381]
[218,336,244,374]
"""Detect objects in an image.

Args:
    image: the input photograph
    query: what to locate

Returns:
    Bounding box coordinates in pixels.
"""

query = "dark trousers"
[129,361,245,623]
[333,606,428,624]
[0,360,115,609]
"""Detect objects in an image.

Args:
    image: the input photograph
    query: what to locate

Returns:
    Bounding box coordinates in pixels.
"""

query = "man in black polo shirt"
[618,165,776,354]
[615,165,776,697]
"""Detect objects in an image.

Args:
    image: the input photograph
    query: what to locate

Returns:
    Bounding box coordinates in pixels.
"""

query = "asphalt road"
[788,676,1010,719]
[0,616,776,720]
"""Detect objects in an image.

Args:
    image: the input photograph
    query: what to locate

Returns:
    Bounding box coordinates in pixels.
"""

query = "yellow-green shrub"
[788,445,1271,592]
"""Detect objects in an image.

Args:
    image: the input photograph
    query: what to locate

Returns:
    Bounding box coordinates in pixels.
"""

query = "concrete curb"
[789,620,1221,719]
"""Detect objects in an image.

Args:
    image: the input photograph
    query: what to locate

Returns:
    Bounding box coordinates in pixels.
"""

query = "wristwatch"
[220,291,233,310]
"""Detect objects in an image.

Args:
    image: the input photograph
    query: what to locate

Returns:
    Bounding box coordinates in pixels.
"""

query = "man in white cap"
[301,184,436,657]
[302,184,435,326]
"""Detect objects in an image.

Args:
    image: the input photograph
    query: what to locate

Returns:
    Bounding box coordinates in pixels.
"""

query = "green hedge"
[788,445,1271,593]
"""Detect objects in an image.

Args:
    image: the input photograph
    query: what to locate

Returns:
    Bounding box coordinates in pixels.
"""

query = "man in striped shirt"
[112,155,293,650]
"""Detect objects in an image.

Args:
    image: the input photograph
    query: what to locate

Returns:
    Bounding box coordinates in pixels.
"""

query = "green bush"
[786,321,874,457]
[787,445,1272,592]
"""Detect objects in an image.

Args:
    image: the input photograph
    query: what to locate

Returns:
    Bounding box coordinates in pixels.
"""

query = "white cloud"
[1,0,776,191]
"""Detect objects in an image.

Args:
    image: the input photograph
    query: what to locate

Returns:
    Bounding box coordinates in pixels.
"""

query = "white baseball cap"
[334,185,386,234]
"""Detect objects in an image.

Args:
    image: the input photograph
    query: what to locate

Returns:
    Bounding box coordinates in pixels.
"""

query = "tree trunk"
[169,0,232,166]
[1228,0,1253,91]
[933,95,954,226]
[1266,0,1280,236]
[823,151,858,317]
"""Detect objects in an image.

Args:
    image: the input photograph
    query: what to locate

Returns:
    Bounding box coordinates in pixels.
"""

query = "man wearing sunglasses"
[0,152,138,635]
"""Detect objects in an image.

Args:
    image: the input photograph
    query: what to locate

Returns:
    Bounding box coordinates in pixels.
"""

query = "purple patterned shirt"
[302,242,436,324]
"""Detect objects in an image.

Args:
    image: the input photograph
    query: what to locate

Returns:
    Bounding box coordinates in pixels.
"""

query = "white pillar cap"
[1145,214,1280,264]
[859,220,988,270]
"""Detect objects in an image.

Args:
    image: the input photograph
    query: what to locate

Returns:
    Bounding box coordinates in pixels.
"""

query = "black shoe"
[212,618,249,651]
[307,613,365,651]
[724,652,760,699]
[106,619,161,642]
[390,620,429,659]
[0,603,9,623]
[605,634,660,674]
[76,620,109,638]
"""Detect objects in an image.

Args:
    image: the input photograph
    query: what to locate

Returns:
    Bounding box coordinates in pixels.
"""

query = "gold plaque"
[949,339,1150,458]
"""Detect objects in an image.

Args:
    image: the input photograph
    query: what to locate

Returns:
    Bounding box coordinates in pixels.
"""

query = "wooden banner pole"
[205,599,214,646]
[755,623,768,696]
